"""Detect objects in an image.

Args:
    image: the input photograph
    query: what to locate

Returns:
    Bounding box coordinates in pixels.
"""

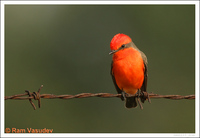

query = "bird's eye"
[121,44,126,48]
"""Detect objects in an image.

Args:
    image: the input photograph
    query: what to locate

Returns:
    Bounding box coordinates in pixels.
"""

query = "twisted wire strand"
[4,85,195,110]
[5,93,195,100]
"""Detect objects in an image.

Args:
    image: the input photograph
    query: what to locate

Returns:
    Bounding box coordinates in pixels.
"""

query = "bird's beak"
[109,50,118,55]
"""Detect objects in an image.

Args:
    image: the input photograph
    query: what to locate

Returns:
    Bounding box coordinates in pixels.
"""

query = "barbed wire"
[4,85,195,110]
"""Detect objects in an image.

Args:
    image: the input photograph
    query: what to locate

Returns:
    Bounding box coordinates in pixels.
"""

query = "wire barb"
[25,90,36,110]
[23,85,43,110]
[4,85,195,110]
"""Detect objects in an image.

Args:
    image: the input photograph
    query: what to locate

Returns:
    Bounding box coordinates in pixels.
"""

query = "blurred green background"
[5,5,195,133]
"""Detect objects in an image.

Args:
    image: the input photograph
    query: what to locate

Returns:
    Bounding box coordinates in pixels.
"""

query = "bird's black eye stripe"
[121,44,126,48]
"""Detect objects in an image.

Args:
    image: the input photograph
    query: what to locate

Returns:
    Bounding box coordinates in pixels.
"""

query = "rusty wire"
[4,85,195,110]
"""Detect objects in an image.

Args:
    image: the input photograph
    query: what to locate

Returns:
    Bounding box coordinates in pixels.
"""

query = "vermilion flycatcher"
[109,33,148,108]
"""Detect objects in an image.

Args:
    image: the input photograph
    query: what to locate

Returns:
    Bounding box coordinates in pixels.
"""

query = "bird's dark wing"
[111,61,124,101]
[140,51,148,103]
[141,60,148,92]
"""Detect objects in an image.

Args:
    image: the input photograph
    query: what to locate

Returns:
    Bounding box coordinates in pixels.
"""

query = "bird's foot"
[121,91,127,101]
[136,91,143,109]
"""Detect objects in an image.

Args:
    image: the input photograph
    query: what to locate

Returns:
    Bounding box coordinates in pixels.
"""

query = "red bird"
[109,33,148,108]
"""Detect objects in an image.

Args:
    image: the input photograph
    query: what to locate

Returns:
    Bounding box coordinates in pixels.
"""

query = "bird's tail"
[125,97,137,108]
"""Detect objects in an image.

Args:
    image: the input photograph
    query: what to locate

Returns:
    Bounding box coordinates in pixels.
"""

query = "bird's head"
[109,33,132,55]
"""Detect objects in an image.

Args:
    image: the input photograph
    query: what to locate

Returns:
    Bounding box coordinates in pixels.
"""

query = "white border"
[195,1,200,136]
[1,1,199,5]
[1,1,199,138]
[1,0,5,138]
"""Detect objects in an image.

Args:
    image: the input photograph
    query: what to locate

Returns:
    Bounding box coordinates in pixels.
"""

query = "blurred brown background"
[5,5,195,133]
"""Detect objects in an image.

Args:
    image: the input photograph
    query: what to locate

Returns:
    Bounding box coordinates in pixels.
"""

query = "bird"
[109,33,148,108]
